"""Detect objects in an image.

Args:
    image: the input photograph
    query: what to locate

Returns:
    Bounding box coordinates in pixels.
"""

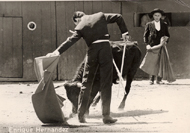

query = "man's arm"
[47,30,82,57]
[56,30,82,54]
[104,13,129,41]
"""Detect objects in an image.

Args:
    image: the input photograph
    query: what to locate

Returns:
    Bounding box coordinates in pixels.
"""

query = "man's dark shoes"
[103,116,117,124]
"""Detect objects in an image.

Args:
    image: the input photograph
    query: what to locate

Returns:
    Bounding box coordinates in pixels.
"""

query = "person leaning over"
[46,11,129,124]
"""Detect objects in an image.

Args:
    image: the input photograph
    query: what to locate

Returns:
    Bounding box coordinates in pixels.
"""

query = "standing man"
[47,11,129,124]
[142,8,170,84]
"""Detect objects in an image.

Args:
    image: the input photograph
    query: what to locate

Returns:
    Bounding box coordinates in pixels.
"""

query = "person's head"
[151,8,164,22]
[72,11,86,25]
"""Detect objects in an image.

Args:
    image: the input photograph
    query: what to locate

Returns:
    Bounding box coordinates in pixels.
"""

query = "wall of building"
[0,0,189,81]
[0,2,57,81]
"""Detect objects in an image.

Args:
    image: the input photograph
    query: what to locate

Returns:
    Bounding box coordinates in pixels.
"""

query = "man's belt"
[92,39,109,44]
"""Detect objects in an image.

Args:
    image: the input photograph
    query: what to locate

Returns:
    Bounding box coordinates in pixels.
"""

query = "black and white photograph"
[0,0,190,132]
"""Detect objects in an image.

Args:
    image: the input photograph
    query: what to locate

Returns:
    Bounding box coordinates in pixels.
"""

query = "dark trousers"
[78,42,113,118]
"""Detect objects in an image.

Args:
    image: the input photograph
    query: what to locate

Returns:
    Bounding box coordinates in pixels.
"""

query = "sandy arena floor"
[0,79,190,133]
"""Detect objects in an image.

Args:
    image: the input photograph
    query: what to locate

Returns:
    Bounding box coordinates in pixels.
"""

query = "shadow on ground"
[88,109,168,118]
[42,123,88,128]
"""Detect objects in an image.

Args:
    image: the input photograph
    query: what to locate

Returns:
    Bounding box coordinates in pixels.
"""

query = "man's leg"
[98,42,117,124]
[86,79,100,115]
[78,45,99,123]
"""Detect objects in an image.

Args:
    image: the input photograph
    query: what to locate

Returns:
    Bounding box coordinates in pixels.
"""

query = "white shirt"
[154,21,161,31]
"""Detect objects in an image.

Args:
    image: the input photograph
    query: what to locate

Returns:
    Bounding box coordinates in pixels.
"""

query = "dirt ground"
[0,79,190,133]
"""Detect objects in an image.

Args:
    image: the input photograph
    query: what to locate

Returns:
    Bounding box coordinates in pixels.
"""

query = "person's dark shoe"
[149,81,154,85]
[156,81,165,84]
[78,116,87,123]
[149,76,155,85]
[103,116,117,124]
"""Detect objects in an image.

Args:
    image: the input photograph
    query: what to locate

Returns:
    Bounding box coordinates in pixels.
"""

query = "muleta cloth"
[32,55,66,123]
[158,46,176,82]
[140,48,160,76]
[140,46,176,82]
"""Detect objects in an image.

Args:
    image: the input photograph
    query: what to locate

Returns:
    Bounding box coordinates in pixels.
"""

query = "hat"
[151,8,164,15]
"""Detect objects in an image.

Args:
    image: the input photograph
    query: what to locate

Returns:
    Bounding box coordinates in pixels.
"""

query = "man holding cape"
[47,11,129,124]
